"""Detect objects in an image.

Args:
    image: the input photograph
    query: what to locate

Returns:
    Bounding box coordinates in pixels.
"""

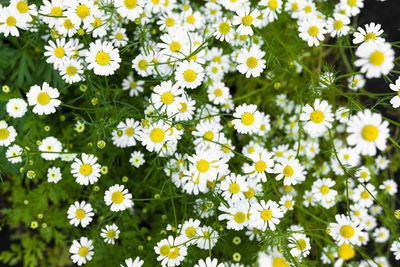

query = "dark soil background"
[1,1,400,266]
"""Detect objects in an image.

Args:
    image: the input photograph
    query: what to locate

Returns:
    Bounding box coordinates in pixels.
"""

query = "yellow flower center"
[255,160,267,172]
[183,69,197,82]
[96,51,110,66]
[168,247,179,259]
[75,209,86,219]
[214,88,223,97]
[268,0,278,10]
[150,128,165,143]
[92,17,101,28]
[161,92,174,105]
[234,211,246,224]
[111,191,124,204]
[347,0,357,7]
[361,125,379,141]
[320,185,330,195]
[152,0,160,4]
[196,159,210,173]
[343,154,350,160]
[6,16,17,27]
[125,128,134,136]
[76,5,90,19]
[241,15,253,26]
[64,19,74,29]
[338,243,355,260]
[364,33,376,42]
[308,26,319,36]
[296,239,307,250]
[272,257,290,267]
[37,92,50,105]
[106,230,116,239]
[291,3,299,11]
[66,66,77,76]
[283,166,294,177]
[16,1,29,13]
[138,60,148,70]
[78,247,89,257]
[285,200,293,209]
[369,51,385,66]
[340,225,355,238]
[186,15,195,24]
[159,245,170,256]
[79,163,93,176]
[178,102,187,112]
[360,171,368,179]
[241,112,255,126]
[115,33,123,40]
[54,47,65,58]
[219,22,231,34]
[169,41,181,53]
[310,110,324,123]
[0,128,10,140]
[165,17,175,27]
[246,56,258,68]
[185,226,196,237]
[229,183,240,194]
[304,5,312,13]
[129,81,137,88]
[260,209,272,221]
[51,7,63,17]
[361,191,369,199]
[203,131,214,140]
[333,20,343,30]
[244,188,255,199]
[211,66,218,73]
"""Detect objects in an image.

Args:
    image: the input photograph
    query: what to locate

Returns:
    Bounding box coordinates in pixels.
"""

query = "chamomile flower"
[327,13,350,37]
[391,240,400,260]
[355,40,395,78]
[111,27,128,47]
[346,109,389,156]
[155,235,187,267]
[151,81,184,116]
[129,151,145,167]
[174,94,195,121]
[352,183,376,208]
[298,17,327,47]
[279,195,295,213]
[179,218,201,245]
[71,153,101,185]
[175,60,205,89]
[38,0,66,28]
[120,257,144,267]
[300,99,334,137]
[242,150,275,182]
[104,184,134,212]
[213,18,233,42]
[340,0,363,17]
[232,6,261,36]
[250,200,283,231]
[26,82,61,115]
[236,47,266,78]
[312,178,337,202]
[66,0,98,25]
[218,200,250,231]
[47,166,62,183]
[86,40,121,76]
[115,0,143,21]
[220,173,249,203]
[259,0,282,23]
[101,224,120,244]
[0,121,17,147]
[112,118,141,148]
[6,144,23,163]
[379,179,397,195]
[0,7,27,37]
[69,237,94,266]
[6,98,27,118]
[44,38,74,70]
[328,214,365,245]
[38,136,62,160]
[288,233,311,257]
[122,75,144,97]
[274,157,306,186]
[389,77,400,108]
[373,227,390,243]
[194,257,224,267]
[59,58,85,84]
[353,22,384,45]
[67,201,94,228]
[207,82,230,105]
[232,104,262,134]
[348,74,366,91]
[139,121,171,152]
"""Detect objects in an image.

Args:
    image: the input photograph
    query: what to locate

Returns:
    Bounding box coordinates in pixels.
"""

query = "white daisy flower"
[242,150,275,182]
[179,218,201,245]
[389,77,400,108]
[250,200,283,231]
[311,178,337,202]
[101,224,120,244]
[220,173,249,203]
[38,136,62,160]
[129,151,145,167]
[213,18,233,42]
[67,201,94,228]
[174,60,205,89]
[111,27,128,47]
[355,40,395,78]
[55,17,79,37]
[288,233,311,257]
[38,0,66,28]
[86,40,121,76]
[373,227,390,243]
[218,200,250,231]
[347,74,366,91]
[120,257,144,267]
[274,157,306,186]
[122,75,144,97]
[259,0,282,23]
[196,225,219,250]
[236,47,266,78]
[65,0,98,25]
[232,104,262,134]
[353,22,384,44]
[6,144,23,163]
[151,81,184,117]
[154,235,188,267]
[44,38,74,70]
[232,6,261,36]
[340,0,363,17]
[0,7,27,37]
[379,179,397,195]
[194,257,224,267]
[300,99,334,137]
[138,121,171,152]
[132,54,154,77]
[328,214,365,246]
[298,17,327,47]
[6,98,27,118]
[71,153,101,185]
[47,166,62,183]
[351,183,376,208]
[346,109,389,156]
[114,0,143,21]
[112,118,141,148]
[69,237,94,266]
[326,13,350,37]
[59,58,85,84]
[0,121,17,147]
[26,82,61,115]
[104,184,134,212]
